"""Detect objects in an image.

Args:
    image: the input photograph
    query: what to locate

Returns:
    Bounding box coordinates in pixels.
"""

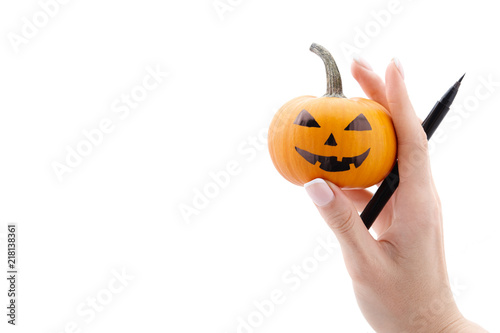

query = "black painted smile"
[295,147,370,172]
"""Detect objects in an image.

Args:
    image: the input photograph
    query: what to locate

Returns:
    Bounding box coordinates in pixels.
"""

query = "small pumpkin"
[268,43,397,188]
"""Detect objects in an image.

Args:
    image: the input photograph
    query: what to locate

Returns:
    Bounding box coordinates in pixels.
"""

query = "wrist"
[404,303,469,333]
[438,315,487,333]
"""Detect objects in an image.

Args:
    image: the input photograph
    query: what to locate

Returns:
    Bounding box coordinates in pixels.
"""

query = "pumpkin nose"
[324,133,337,146]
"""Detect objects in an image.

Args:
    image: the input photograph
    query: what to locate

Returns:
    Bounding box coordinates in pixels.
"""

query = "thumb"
[304,179,381,270]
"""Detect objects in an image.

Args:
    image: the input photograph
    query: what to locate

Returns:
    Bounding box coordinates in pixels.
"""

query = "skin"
[306,58,487,332]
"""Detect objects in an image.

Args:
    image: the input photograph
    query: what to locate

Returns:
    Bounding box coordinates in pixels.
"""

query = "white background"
[1,0,499,332]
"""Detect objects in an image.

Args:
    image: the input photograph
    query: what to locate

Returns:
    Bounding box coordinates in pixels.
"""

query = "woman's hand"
[304,57,487,332]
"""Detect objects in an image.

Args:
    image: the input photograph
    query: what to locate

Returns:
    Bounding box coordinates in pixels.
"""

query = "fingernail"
[392,57,405,80]
[304,178,334,207]
[353,54,373,71]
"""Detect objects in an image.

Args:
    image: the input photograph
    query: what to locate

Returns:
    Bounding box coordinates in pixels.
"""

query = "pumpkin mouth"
[295,147,370,172]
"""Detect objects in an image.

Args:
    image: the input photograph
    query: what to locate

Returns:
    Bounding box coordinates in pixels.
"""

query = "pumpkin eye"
[293,109,321,128]
[344,114,372,131]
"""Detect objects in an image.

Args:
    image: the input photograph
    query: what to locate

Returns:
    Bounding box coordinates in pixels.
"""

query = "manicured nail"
[304,178,334,207]
[353,54,373,71]
[392,57,405,80]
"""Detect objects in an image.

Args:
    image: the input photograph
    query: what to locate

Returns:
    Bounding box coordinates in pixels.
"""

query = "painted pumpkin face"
[268,95,396,188]
[268,43,397,188]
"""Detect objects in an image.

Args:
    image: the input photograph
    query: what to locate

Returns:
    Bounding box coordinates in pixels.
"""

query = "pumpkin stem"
[310,43,346,98]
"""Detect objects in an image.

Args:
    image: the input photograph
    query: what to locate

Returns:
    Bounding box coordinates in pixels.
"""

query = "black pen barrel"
[422,81,460,139]
[361,163,399,229]
[421,101,450,139]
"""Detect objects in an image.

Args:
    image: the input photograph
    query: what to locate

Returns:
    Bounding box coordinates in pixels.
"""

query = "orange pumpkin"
[268,43,397,188]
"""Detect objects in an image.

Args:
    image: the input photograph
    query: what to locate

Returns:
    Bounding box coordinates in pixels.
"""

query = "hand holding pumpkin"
[304,57,487,332]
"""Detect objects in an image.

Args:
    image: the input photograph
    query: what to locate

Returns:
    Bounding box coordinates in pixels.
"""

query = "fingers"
[385,59,431,182]
[351,56,390,110]
[304,179,382,273]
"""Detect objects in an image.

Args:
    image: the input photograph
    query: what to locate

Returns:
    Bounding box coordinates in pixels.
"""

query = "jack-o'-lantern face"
[293,109,372,172]
[268,96,397,188]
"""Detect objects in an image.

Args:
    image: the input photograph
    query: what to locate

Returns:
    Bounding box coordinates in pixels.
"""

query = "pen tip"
[458,73,466,83]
